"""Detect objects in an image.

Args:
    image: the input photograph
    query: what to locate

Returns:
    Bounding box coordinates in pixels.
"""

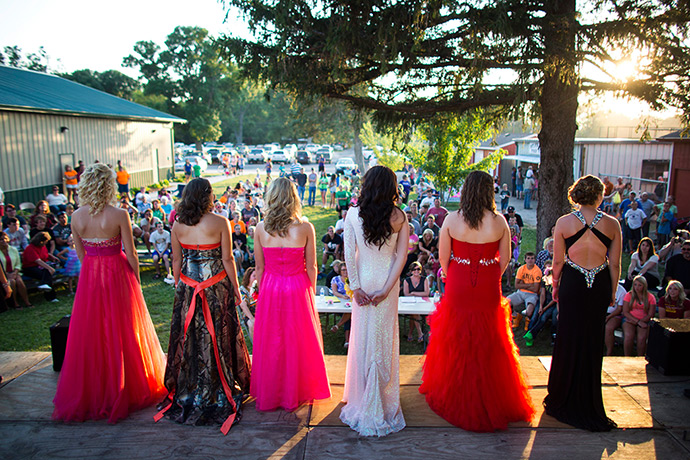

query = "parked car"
[296,150,311,164]
[270,150,291,164]
[305,144,320,154]
[335,157,356,174]
[247,148,268,163]
[316,147,332,163]
[174,156,208,172]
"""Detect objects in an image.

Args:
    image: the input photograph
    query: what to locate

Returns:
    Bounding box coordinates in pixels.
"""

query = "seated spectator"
[421,214,441,237]
[321,226,343,271]
[535,237,554,272]
[604,284,629,356]
[45,186,68,214]
[417,229,437,265]
[29,200,56,228]
[508,252,542,328]
[503,206,524,231]
[29,215,56,255]
[419,188,435,208]
[334,209,347,235]
[139,209,160,253]
[403,261,429,342]
[231,211,246,234]
[151,199,166,224]
[149,222,172,281]
[160,195,173,216]
[212,200,229,218]
[329,263,352,348]
[0,231,32,308]
[135,188,151,216]
[2,204,28,232]
[233,223,248,273]
[523,260,557,347]
[3,217,28,251]
[623,237,660,291]
[407,201,422,227]
[51,212,71,252]
[246,225,256,264]
[622,275,656,357]
[663,240,690,297]
[404,223,420,276]
[237,267,258,344]
[65,204,75,223]
[658,280,690,319]
[406,210,422,235]
[241,197,261,223]
[22,232,58,301]
[426,197,449,227]
[658,230,689,262]
[324,259,342,286]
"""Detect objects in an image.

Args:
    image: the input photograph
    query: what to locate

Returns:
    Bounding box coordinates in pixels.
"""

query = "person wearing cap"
[324,259,343,287]
[321,226,343,271]
[503,206,524,230]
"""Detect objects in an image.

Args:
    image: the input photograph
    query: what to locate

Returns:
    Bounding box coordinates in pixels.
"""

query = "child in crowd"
[500,184,510,213]
[65,204,75,224]
[63,235,81,294]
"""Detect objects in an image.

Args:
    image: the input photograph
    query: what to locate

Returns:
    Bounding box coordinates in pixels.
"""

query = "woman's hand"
[638,320,648,329]
[369,290,389,306]
[352,289,371,306]
[552,285,559,302]
[3,283,12,299]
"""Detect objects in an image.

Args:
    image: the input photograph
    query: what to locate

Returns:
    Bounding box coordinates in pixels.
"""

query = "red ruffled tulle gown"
[250,246,331,411]
[53,235,166,423]
[419,239,535,432]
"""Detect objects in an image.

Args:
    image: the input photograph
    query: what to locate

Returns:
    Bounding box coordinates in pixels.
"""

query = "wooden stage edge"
[1,352,689,460]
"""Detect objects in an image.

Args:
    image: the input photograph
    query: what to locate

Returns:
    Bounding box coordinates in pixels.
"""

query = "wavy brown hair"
[357,165,399,248]
[263,177,301,237]
[176,178,213,226]
[79,163,117,215]
[568,175,604,206]
[460,170,496,229]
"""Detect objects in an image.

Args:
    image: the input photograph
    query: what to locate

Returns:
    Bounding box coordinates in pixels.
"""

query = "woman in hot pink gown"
[53,164,166,423]
[251,177,331,411]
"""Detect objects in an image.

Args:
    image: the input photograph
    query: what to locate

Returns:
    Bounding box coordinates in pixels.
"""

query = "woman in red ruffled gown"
[53,164,166,423]
[420,171,534,432]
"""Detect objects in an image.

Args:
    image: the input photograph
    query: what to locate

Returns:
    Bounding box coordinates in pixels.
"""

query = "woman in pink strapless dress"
[251,177,331,411]
[53,164,166,423]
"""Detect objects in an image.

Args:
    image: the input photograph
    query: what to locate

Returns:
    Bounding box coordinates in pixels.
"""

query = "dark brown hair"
[460,171,496,229]
[356,166,400,248]
[30,231,50,246]
[568,175,604,206]
[176,178,213,226]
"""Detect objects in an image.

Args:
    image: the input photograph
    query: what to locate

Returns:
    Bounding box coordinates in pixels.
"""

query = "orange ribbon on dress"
[153,270,238,435]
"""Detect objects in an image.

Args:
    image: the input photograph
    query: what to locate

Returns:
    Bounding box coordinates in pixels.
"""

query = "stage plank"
[0,421,308,460]
[324,355,347,385]
[303,426,690,460]
[602,357,689,385]
[0,352,51,386]
[620,382,690,429]
[0,363,58,421]
[519,356,549,387]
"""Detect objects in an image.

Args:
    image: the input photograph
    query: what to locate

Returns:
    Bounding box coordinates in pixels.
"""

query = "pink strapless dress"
[53,235,166,423]
[250,246,331,411]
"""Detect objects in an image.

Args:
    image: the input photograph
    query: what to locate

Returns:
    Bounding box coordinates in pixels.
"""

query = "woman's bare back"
[72,206,127,241]
[174,213,229,246]
[445,210,508,244]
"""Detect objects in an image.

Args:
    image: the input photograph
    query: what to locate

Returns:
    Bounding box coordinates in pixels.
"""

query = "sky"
[0,0,250,76]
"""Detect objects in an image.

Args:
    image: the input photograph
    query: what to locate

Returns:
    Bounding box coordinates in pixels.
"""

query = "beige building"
[0,65,185,205]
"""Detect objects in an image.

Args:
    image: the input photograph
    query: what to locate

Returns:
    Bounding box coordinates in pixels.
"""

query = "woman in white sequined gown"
[340,166,409,436]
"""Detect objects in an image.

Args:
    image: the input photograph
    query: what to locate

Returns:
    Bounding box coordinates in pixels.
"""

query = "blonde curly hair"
[263,177,301,237]
[78,163,117,215]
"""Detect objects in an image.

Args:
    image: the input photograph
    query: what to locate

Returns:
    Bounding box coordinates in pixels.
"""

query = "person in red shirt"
[22,232,59,301]
[658,280,690,319]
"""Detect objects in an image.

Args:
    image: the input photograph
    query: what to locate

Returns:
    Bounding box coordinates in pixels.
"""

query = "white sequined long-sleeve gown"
[340,206,406,436]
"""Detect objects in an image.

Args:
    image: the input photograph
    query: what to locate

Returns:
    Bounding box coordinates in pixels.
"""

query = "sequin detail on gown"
[340,206,406,436]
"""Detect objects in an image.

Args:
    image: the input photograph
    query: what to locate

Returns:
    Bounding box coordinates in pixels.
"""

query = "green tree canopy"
[221,0,690,246]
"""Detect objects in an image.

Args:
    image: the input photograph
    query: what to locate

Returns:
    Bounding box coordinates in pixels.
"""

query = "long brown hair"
[356,166,399,248]
[460,171,496,229]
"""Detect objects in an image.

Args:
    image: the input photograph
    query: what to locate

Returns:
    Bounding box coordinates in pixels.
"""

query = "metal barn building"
[0,65,185,205]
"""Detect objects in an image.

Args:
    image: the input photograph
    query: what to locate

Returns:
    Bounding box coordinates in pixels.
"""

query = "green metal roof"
[0,65,185,123]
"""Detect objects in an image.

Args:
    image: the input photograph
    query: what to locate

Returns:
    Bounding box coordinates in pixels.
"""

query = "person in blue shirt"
[619,191,642,250]
[399,174,412,204]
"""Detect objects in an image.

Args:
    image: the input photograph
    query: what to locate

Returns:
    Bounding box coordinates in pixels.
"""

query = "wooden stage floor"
[1,352,689,459]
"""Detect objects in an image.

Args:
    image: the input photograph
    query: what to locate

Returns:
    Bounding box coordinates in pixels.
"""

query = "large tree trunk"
[536,0,579,250]
[353,110,365,171]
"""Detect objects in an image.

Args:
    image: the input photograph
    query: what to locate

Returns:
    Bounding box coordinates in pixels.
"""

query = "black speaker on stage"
[49,315,70,372]
[645,319,690,376]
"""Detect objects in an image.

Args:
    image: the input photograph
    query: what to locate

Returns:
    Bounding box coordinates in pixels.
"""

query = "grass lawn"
[0,180,632,357]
